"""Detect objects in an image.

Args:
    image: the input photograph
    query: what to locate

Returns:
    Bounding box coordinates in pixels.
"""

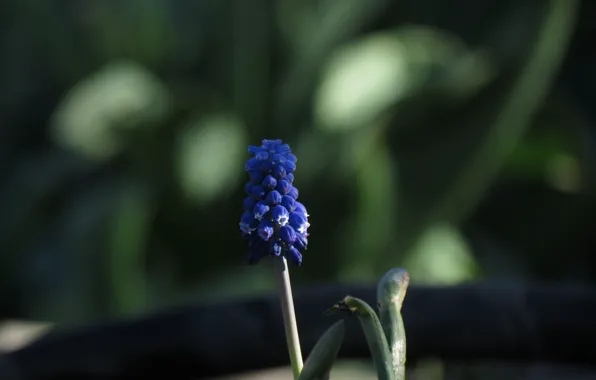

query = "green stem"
[275,257,304,379]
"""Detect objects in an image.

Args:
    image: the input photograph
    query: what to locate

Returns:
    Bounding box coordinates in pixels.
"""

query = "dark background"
[0,0,594,378]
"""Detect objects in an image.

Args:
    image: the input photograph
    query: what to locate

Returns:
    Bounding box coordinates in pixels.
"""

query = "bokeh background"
[0,0,594,378]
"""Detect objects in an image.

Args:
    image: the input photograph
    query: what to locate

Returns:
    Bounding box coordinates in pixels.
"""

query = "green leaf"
[377,268,409,379]
[330,296,396,380]
[298,320,345,380]
[390,0,578,257]
[275,0,392,129]
[50,60,169,161]
[314,26,493,134]
[175,113,247,205]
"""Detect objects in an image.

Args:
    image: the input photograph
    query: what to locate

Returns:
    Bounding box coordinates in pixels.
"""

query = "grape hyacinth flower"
[240,139,309,266]
[239,139,308,379]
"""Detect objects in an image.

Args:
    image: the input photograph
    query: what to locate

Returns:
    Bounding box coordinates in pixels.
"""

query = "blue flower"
[262,175,277,190]
[240,211,257,234]
[271,205,290,226]
[265,190,282,205]
[289,211,309,234]
[240,139,309,266]
[253,201,270,220]
[276,179,291,195]
[281,195,295,212]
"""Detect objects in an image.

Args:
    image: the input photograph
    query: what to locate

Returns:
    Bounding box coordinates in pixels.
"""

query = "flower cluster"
[240,139,309,265]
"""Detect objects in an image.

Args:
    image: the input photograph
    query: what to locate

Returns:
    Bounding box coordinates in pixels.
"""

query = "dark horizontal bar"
[0,282,595,379]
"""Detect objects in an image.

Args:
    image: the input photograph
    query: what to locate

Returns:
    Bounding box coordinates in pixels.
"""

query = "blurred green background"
[0,0,593,327]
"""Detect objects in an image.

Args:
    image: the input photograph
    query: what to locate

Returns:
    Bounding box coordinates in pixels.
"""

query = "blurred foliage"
[0,0,594,324]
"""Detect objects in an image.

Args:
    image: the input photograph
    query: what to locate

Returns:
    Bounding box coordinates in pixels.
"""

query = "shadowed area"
[1,0,596,379]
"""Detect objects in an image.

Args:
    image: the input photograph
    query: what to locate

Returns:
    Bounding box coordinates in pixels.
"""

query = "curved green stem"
[377,268,410,379]
[331,296,396,380]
